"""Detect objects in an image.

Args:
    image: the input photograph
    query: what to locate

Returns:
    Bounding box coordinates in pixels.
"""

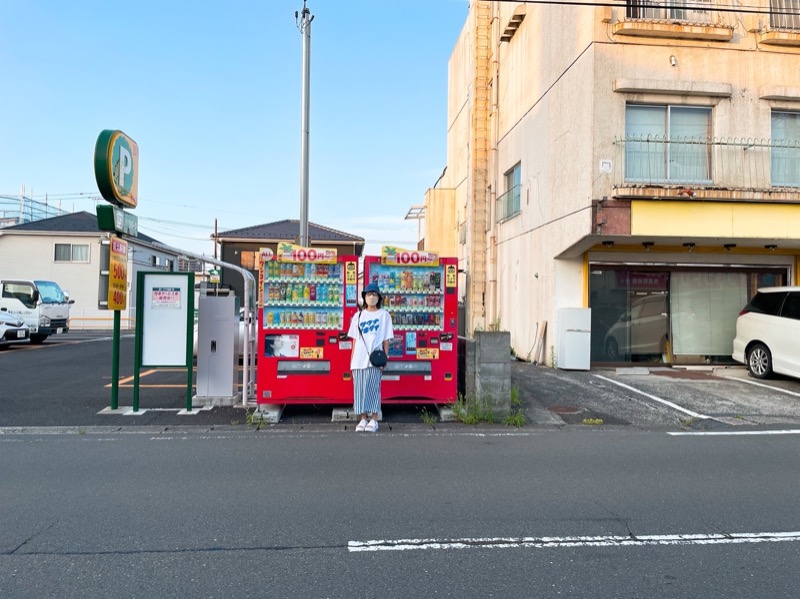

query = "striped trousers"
[352,367,382,415]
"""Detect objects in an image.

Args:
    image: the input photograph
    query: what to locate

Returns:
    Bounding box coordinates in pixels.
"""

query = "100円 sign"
[94,130,139,208]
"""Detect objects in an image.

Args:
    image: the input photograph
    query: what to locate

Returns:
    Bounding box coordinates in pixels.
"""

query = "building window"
[627,0,712,22]
[165,259,174,272]
[54,243,89,263]
[496,163,521,223]
[150,256,160,267]
[240,251,258,270]
[771,111,800,187]
[624,104,712,184]
[770,0,800,29]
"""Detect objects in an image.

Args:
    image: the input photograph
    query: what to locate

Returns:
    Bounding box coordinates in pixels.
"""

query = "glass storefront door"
[590,270,669,363]
[590,266,788,365]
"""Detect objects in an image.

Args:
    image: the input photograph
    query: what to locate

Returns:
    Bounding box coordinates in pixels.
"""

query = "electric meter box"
[195,294,239,402]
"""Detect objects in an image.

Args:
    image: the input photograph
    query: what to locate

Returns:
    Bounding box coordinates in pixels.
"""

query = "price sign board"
[381,246,439,267]
[108,236,128,310]
[275,242,337,264]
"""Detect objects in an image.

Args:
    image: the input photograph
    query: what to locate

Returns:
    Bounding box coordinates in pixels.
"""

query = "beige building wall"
[446,0,800,359]
[423,188,457,256]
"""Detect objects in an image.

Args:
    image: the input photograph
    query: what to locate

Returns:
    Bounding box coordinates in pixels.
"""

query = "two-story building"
[427,0,800,365]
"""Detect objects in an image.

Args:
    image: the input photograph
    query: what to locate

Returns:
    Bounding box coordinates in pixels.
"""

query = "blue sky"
[0,0,468,257]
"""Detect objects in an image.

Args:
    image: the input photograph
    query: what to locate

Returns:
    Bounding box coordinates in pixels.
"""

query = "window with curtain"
[54,243,89,263]
[670,272,746,356]
[625,105,712,184]
[771,111,800,187]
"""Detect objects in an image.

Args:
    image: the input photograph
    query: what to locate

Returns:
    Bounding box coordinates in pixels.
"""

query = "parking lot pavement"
[513,362,800,430]
[5,332,800,431]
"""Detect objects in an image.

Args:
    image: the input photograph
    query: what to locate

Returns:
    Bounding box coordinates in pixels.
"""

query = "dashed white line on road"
[348,531,800,552]
[594,375,709,419]
[668,429,800,436]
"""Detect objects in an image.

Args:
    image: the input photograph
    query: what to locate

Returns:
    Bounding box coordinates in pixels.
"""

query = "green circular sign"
[94,129,139,209]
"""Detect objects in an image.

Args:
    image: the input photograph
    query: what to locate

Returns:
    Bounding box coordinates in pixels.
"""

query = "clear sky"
[0,0,468,258]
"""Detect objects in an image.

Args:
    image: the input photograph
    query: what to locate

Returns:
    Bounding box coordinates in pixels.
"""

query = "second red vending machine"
[363,247,459,404]
[257,244,359,404]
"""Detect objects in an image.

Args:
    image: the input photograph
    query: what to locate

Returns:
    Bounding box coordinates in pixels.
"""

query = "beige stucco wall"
[423,188,457,256]
[447,0,800,357]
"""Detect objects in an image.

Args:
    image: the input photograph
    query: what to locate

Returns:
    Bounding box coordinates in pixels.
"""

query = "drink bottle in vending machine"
[257,244,359,404]
[363,247,458,404]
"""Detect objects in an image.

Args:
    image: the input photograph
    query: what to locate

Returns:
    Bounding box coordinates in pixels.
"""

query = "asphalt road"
[1,428,799,598]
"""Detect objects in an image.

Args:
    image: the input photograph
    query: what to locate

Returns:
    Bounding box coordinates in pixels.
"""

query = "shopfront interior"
[589,266,787,365]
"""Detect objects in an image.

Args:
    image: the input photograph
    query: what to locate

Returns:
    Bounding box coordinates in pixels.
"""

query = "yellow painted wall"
[424,188,457,256]
[632,201,800,238]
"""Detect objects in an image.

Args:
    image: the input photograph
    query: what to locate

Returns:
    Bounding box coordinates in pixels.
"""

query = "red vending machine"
[257,244,359,404]
[363,247,458,404]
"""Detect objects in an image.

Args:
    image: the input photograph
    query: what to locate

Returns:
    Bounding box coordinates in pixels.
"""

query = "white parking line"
[668,429,800,436]
[719,375,800,398]
[348,531,800,552]
[594,375,709,419]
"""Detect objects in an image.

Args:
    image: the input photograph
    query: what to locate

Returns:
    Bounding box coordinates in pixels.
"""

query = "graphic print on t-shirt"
[359,318,380,334]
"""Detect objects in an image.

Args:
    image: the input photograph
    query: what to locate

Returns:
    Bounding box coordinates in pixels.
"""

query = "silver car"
[0,311,30,347]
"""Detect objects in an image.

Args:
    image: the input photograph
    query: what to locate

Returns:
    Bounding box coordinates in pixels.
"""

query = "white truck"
[0,279,74,343]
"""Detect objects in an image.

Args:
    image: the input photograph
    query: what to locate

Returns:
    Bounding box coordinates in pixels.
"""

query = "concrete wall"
[446,0,800,360]
[461,331,511,415]
[424,188,457,256]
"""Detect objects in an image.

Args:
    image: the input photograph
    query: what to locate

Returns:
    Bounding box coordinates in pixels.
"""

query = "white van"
[0,279,74,343]
[732,286,800,379]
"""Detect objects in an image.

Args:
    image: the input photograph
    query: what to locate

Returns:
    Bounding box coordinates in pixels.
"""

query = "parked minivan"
[732,286,800,379]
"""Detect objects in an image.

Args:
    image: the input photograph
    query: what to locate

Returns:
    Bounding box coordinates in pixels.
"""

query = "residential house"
[213,219,365,302]
[430,0,800,365]
[0,211,184,329]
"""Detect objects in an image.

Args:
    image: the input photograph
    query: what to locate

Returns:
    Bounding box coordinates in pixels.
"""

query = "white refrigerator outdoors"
[557,308,591,370]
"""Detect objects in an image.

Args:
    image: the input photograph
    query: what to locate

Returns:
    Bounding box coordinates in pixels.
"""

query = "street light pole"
[297,1,314,247]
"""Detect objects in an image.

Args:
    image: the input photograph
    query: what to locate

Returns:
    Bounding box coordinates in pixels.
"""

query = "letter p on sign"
[94,129,139,209]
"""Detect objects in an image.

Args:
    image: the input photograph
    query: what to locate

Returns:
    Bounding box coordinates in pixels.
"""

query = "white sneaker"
[365,419,379,432]
[355,418,368,432]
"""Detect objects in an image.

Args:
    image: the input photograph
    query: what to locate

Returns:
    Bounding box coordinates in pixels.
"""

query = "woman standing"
[347,283,393,432]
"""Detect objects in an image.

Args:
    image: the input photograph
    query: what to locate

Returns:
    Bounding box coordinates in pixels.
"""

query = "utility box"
[557,308,591,371]
[195,294,239,404]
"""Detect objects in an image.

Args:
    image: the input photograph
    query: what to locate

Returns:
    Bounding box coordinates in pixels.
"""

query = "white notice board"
[141,273,191,366]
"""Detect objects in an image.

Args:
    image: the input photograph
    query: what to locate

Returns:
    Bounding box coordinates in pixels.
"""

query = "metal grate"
[613,136,800,191]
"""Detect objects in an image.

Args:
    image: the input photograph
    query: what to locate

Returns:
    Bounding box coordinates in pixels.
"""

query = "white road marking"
[669,429,800,436]
[719,375,800,398]
[348,531,800,552]
[594,375,708,419]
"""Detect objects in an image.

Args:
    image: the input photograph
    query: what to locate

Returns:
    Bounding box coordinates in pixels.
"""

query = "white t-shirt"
[347,308,394,370]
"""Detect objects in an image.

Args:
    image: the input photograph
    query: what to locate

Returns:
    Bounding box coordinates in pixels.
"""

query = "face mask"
[366,295,379,307]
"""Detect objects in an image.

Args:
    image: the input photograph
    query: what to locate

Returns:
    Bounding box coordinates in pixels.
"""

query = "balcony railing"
[627,0,714,23]
[496,185,521,223]
[612,136,800,192]
[614,0,736,36]
[770,0,800,29]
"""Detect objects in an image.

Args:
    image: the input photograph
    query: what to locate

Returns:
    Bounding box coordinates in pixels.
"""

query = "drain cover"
[546,405,581,414]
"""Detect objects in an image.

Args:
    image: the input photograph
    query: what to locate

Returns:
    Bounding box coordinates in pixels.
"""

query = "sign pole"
[111,310,121,410]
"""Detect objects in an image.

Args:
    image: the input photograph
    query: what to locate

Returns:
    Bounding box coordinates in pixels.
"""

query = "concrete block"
[475,331,511,363]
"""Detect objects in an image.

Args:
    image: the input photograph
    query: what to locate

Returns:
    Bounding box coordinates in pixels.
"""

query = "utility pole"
[296,1,314,247]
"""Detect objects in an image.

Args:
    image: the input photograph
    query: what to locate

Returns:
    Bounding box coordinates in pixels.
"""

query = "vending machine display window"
[257,245,359,405]
[363,248,458,404]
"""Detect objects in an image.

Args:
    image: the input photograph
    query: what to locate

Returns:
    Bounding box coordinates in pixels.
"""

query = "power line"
[495,0,798,16]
